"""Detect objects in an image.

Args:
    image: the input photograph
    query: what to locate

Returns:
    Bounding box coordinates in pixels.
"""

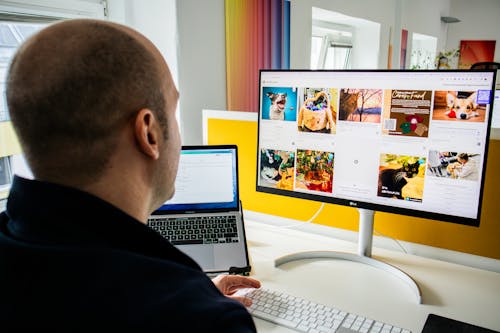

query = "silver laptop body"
[148,145,250,274]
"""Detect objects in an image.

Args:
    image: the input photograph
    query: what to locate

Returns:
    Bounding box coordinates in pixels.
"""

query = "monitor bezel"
[255,69,497,227]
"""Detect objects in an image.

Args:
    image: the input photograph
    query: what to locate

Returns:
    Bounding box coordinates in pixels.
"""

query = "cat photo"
[377,154,426,202]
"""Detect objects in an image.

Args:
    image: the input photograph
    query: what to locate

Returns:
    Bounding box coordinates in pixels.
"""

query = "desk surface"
[243,219,500,332]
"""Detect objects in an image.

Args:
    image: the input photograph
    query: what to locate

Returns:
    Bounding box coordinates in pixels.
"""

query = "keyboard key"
[171,239,203,245]
[251,310,298,329]
[148,215,238,243]
[296,324,310,332]
[243,288,411,333]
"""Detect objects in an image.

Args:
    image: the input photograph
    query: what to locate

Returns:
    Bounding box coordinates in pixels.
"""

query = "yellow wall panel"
[0,122,22,157]
[207,117,500,259]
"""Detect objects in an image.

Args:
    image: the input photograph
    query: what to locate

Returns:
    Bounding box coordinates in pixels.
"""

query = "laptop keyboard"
[148,215,239,245]
[241,288,411,333]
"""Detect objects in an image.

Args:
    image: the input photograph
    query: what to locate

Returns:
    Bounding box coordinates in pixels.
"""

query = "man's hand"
[212,275,261,307]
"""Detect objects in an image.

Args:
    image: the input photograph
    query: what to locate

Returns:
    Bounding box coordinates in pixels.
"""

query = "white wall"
[106,0,498,145]
[401,0,450,62]
[351,21,380,69]
[107,0,227,146]
[292,0,451,70]
[290,0,397,69]
[176,0,227,145]
[107,0,178,86]
[446,0,500,63]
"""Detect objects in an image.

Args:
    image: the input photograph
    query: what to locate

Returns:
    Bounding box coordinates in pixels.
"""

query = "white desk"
[243,217,500,332]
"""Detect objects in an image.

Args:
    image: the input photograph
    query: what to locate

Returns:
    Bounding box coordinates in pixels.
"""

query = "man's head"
[7,19,181,213]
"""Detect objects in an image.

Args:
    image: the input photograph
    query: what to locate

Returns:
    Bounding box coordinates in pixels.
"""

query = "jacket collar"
[3,176,201,270]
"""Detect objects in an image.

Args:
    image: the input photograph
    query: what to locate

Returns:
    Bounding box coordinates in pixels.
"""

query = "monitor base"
[273,208,422,304]
[274,250,422,304]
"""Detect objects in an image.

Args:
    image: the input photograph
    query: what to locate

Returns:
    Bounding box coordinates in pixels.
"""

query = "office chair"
[470,61,500,70]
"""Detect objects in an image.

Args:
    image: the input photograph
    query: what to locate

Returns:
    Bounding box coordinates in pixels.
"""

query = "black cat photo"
[377,158,422,200]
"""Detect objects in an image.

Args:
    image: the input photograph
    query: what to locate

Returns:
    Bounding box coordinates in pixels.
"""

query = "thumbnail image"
[427,151,480,181]
[377,154,426,202]
[382,90,431,137]
[295,149,334,193]
[432,90,488,122]
[261,87,298,121]
[297,88,337,134]
[259,149,295,190]
[338,88,382,123]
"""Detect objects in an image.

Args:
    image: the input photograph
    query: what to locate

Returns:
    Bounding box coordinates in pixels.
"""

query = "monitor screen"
[256,70,496,226]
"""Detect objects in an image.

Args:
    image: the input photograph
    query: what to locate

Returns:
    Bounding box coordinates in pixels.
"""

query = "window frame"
[0,0,106,21]
[311,20,354,70]
[0,0,107,204]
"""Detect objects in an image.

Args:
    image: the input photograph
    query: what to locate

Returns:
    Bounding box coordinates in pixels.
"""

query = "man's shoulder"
[0,241,256,331]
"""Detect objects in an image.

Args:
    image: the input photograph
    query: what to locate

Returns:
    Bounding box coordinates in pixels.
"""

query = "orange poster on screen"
[458,40,496,69]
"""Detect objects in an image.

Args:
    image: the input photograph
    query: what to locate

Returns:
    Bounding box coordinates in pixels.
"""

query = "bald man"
[0,19,260,330]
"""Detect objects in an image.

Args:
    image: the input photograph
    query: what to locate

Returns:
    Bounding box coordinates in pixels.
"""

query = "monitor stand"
[274,208,422,304]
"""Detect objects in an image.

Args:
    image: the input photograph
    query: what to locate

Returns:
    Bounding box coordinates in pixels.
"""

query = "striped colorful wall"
[225,0,290,113]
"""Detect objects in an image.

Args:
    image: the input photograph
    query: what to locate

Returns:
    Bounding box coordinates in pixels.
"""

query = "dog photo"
[432,90,487,122]
[261,87,297,121]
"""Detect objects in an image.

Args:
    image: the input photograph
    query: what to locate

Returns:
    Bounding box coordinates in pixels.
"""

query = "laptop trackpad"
[177,244,215,270]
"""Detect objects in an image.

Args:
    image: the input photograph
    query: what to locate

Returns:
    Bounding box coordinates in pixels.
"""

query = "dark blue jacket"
[0,176,256,331]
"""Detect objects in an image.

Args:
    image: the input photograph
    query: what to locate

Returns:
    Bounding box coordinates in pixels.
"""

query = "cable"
[373,229,408,254]
[277,203,326,229]
[271,204,409,254]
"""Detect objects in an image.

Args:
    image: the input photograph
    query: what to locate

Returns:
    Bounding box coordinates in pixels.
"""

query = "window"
[409,33,437,70]
[0,156,12,189]
[0,21,47,122]
[324,43,352,69]
[0,155,12,210]
[0,0,106,201]
[310,20,353,70]
[311,7,380,70]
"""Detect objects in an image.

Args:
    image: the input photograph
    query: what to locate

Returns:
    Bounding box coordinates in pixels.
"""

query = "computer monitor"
[256,70,496,300]
[257,69,495,225]
[257,70,495,222]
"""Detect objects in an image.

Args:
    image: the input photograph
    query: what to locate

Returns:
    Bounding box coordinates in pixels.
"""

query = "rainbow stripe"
[225,0,290,112]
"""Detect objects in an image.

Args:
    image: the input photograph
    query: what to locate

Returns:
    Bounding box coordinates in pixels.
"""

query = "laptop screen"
[153,145,239,213]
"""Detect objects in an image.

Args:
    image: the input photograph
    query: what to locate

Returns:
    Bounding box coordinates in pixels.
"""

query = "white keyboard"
[241,288,411,333]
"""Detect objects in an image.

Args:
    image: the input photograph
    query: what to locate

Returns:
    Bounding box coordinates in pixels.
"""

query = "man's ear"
[134,108,160,160]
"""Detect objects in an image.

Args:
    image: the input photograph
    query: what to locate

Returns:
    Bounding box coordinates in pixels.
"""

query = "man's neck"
[81,172,151,224]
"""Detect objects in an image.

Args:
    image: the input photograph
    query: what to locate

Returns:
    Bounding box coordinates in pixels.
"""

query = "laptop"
[148,145,251,274]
